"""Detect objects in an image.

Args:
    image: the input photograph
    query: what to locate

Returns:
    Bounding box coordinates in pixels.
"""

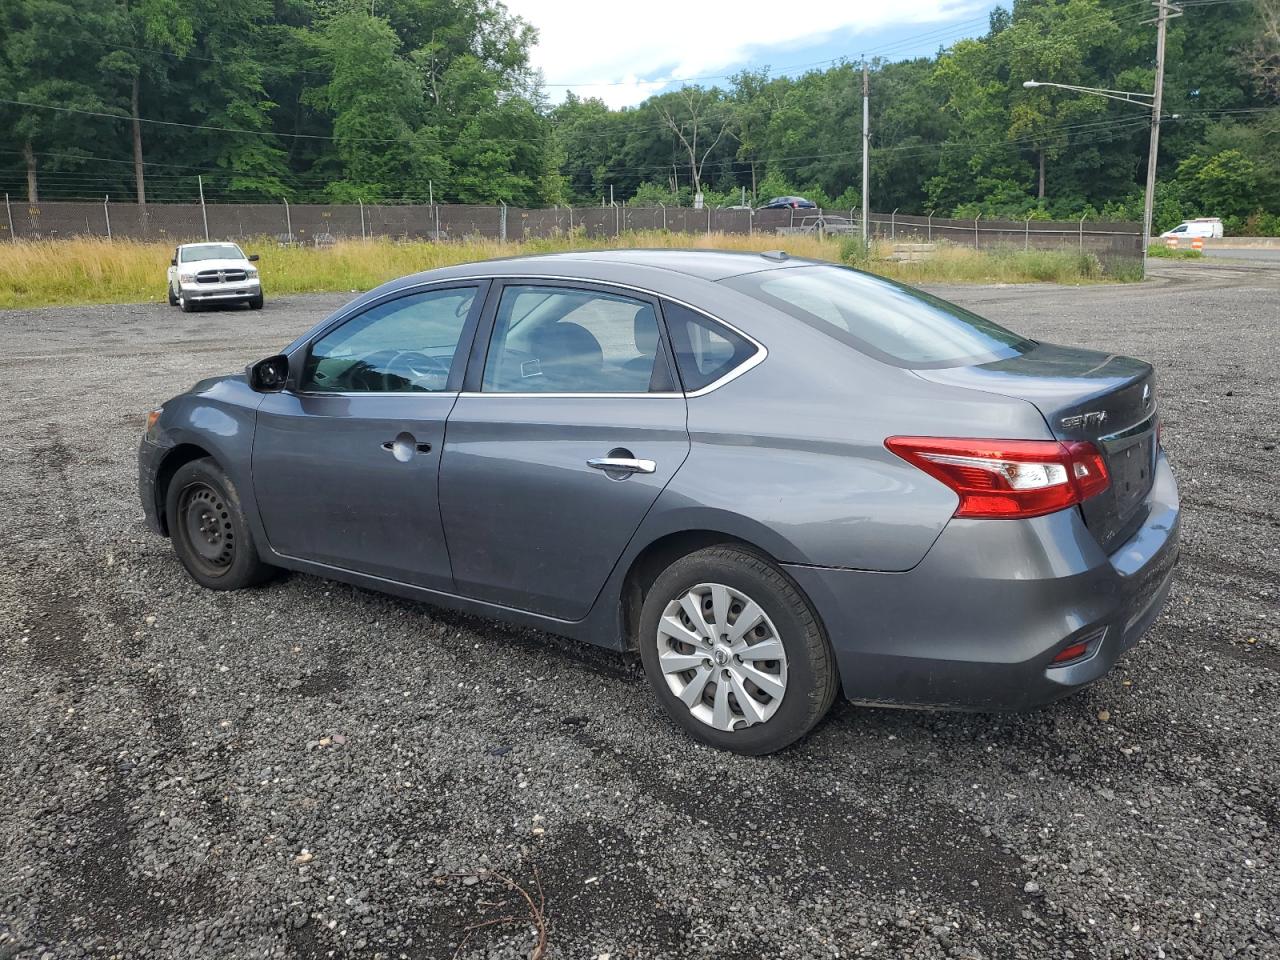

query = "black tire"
[179,293,198,313]
[167,283,178,306]
[248,292,264,310]
[638,545,837,754]
[165,457,275,590]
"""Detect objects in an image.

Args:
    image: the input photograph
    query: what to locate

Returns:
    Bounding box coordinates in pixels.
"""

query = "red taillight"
[885,436,1111,520]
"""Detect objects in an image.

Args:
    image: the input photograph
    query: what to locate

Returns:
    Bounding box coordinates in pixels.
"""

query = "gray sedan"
[138,250,1180,753]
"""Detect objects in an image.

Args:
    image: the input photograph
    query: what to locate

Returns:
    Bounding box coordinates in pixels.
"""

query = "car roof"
[178,241,241,249]
[415,248,813,283]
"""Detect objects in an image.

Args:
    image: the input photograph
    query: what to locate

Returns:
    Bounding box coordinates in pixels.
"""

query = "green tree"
[1175,149,1260,221]
[306,9,429,201]
[0,0,115,203]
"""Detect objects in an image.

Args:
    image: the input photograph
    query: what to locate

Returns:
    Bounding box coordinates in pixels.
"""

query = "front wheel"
[167,283,178,306]
[179,292,198,313]
[248,291,264,310]
[638,545,837,754]
[165,458,276,590]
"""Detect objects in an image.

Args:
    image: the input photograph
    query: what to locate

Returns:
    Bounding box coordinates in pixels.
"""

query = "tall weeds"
[0,233,1137,309]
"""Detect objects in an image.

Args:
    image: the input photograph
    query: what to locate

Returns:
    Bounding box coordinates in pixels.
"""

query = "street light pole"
[861,58,870,242]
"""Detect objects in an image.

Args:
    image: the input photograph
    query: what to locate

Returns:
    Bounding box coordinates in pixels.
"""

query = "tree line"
[1,0,1276,233]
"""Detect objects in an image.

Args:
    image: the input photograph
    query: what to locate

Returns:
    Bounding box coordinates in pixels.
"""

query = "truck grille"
[196,269,248,284]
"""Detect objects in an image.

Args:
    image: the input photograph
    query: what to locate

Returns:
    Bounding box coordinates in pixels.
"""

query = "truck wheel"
[167,284,178,306]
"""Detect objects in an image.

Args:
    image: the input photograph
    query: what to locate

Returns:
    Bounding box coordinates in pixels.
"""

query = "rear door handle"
[587,456,656,475]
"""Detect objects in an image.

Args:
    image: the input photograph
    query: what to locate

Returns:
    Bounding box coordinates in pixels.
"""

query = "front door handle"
[587,456,656,475]
[382,433,432,462]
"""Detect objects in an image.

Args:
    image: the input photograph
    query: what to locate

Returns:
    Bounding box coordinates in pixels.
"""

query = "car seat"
[528,320,605,390]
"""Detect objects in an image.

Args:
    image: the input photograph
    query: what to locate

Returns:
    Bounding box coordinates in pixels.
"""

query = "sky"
[503,0,1001,108]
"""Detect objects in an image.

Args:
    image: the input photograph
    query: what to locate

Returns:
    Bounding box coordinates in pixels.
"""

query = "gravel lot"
[1,259,1277,960]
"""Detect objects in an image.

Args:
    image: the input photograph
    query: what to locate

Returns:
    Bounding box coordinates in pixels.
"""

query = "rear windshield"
[180,244,243,262]
[723,264,1033,368]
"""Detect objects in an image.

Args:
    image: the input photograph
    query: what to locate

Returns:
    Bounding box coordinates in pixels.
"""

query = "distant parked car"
[760,196,817,210]
[167,242,264,312]
[1160,218,1222,240]
[140,250,1179,754]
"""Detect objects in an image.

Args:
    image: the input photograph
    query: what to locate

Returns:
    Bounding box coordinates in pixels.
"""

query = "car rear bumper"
[785,451,1180,711]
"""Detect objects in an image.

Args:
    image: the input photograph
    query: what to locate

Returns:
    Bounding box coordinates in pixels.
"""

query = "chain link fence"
[860,211,1143,260]
[0,196,1142,266]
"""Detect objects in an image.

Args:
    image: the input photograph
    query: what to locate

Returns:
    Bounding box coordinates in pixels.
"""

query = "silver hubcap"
[655,582,788,732]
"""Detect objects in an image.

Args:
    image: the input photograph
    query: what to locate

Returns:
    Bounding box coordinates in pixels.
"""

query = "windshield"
[723,264,1033,369]
[180,243,244,262]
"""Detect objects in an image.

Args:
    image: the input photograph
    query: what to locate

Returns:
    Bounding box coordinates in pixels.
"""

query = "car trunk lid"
[915,342,1158,551]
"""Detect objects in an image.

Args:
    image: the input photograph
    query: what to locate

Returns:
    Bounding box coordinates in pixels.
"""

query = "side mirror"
[247,354,289,393]
[170,257,177,266]
[248,254,260,262]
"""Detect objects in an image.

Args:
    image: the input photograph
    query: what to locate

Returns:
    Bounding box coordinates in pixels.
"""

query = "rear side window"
[662,301,758,392]
[723,265,1032,369]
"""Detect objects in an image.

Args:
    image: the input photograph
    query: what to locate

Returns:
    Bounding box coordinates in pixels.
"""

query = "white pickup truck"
[167,242,264,312]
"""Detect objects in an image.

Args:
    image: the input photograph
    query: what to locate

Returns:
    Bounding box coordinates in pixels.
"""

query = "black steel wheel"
[178,482,236,577]
[166,457,275,590]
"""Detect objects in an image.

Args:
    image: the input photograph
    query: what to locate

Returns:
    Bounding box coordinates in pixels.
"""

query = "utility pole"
[131,76,146,208]
[198,175,209,241]
[1143,0,1181,264]
[861,59,870,242]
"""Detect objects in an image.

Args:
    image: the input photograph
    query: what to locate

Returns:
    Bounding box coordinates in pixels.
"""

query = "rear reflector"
[1052,641,1091,663]
[885,436,1111,520]
[1049,627,1107,666]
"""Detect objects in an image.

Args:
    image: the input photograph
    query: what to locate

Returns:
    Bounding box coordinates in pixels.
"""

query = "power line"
[0,112,1182,198]
[0,2,1171,154]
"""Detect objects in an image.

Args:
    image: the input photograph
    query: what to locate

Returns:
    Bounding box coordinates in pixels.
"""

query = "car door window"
[482,285,662,393]
[302,287,475,393]
[662,301,758,392]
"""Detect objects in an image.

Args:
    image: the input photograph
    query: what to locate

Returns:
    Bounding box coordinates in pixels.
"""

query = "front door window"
[303,287,476,393]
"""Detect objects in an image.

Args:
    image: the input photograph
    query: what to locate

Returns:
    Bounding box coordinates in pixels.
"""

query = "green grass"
[0,232,1141,309]
[887,246,1111,284]
[1146,243,1204,259]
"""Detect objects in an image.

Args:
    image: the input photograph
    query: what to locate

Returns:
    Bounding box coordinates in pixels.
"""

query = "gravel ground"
[1,259,1277,960]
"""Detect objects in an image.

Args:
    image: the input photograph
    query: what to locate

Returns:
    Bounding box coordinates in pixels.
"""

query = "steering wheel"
[383,350,450,390]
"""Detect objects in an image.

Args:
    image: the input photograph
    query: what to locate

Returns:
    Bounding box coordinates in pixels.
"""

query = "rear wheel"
[166,458,275,590]
[638,545,837,754]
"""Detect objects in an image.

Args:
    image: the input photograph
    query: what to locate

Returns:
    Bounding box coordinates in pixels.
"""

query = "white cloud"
[503,0,985,108]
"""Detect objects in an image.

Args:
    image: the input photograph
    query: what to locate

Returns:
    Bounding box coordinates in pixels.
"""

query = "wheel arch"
[618,529,812,653]
[152,443,216,535]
